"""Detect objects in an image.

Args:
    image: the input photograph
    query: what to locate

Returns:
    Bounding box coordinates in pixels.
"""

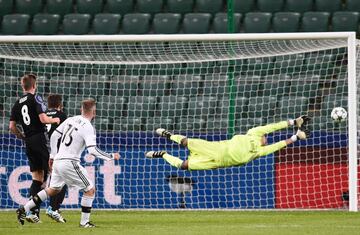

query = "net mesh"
[0,37,357,209]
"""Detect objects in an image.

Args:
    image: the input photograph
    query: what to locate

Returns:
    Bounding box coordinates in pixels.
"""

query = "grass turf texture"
[0,210,360,235]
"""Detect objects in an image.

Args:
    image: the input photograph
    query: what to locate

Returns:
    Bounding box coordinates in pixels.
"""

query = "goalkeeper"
[145,116,310,170]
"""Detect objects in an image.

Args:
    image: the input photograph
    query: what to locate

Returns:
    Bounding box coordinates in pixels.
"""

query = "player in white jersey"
[16,99,120,228]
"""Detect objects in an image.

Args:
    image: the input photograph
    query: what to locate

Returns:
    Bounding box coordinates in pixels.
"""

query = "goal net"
[0,33,358,211]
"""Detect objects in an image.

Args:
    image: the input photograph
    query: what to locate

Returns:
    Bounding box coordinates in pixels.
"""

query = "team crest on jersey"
[35,95,47,112]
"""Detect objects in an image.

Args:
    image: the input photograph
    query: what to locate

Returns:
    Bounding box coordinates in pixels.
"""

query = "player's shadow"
[166,175,196,208]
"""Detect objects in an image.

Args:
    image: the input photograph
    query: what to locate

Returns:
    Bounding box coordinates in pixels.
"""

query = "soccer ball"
[331,107,347,122]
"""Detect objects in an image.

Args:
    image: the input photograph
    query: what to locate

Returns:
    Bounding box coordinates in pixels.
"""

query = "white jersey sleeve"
[50,118,68,159]
[81,120,114,161]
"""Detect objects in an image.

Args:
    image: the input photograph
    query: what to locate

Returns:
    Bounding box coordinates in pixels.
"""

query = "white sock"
[24,190,48,212]
[80,195,94,225]
[288,119,295,126]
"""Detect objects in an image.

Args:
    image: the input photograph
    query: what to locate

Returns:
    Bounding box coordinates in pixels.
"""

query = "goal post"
[0,32,358,211]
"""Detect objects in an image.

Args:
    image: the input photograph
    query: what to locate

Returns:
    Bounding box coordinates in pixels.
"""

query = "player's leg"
[80,186,96,228]
[156,128,188,147]
[145,151,188,170]
[46,184,67,223]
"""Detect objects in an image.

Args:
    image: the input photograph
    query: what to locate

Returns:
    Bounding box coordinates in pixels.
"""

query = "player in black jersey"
[45,94,67,223]
[10,74,60,223]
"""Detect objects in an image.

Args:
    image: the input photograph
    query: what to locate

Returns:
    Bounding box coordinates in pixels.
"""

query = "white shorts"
[50,160,93,192]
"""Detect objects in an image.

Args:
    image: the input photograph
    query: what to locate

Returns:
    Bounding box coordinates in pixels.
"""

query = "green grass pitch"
[1,210,360,235]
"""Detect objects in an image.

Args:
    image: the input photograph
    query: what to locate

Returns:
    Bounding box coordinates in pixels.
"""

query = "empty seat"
[167,0,194,14]
[105,0,134,15]
[0,75,18,97]
[140,75,169,96]
[257,0,284,13]
[315,0,342,12]
[110,75,139,96]
[233,0,255,13]
[94,117,110,131]
[207,117,228,131]
[188,96,218,118]
[159,96,188,117]
[32,14,60,35]
[46,0,73,17]
[4,97,19,117]
[285,0,313,13]
[127,96,157,117]
[93,13,121,34]
[78,75,108,96]
[262,80,290,97]
[289,80,319,98]
[113,117,142,131]
[153,13,181,34]
[1,14,30,35]
[145,117,174,131]
[49,76,79,97]
[203,79,227,96]
[172,75,202,96]
[248,96,277,118]
[272,12,300,33]
[15,0,42,16]
[236,117,263,133]
[236,80,261,97]
[122,13,151,34]
[76,0,103,15]
[332,11,359,32]
[213,13,242,33]
[243,12,272,33]
[137,0,163,14]
[274,54,305,73]
[98,96,126,117]
[346,0,360,12]
[219,96,249,118]
[183,13,211,34]
[0,0,13,17]
[63,14,91,35]
[302,12,330,32]
[175,117,206,131]
[278,96,308,117]
[195,0,223,14]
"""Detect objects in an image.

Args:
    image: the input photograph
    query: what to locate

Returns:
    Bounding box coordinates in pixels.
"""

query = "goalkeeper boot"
[46,206,66,223]
[296,128,311,140]
[16,206,26,225]
[155,128,173,139]
[25,211,41,223]
[80,221,96,228]
[145,151,167,158]
[294,115,311,128]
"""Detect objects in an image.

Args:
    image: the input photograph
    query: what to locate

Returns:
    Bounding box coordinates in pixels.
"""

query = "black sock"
[30,180,43,216]
[50,185,67,211]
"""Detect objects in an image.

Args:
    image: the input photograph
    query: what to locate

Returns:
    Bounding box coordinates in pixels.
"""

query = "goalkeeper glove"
[294,115,311,128]
[291,128,311,142]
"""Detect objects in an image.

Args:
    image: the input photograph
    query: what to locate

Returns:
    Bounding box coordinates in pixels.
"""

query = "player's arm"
[39,113,60,125]
[83,125,120,161]
[34,94,60,124]
[9,121,25,140]
[49,120,67,158]
[9,104,25,140]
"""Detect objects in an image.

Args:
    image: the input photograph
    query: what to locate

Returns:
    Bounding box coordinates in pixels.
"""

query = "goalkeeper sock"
[25,190,48,212]
[163,153,184,169]
[170,135,186,145]
[80,195,94,225]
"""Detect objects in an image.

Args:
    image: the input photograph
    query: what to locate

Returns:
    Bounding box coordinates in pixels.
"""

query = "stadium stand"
[32,13,60,35]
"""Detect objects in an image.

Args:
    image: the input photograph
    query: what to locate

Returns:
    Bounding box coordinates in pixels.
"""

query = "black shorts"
[25,132,50,172]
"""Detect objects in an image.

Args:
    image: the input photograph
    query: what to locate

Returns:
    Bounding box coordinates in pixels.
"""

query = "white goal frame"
[0,32,357,211]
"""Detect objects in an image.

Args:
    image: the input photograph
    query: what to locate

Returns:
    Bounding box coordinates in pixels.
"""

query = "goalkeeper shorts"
[186,138,223,170]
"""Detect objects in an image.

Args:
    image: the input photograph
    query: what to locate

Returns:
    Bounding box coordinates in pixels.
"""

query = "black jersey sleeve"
[34,95,46,115]
[10,103,18,121]
[59,111,67,123]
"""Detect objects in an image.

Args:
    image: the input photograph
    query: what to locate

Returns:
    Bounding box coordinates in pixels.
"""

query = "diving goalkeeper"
[145,116,310,170]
